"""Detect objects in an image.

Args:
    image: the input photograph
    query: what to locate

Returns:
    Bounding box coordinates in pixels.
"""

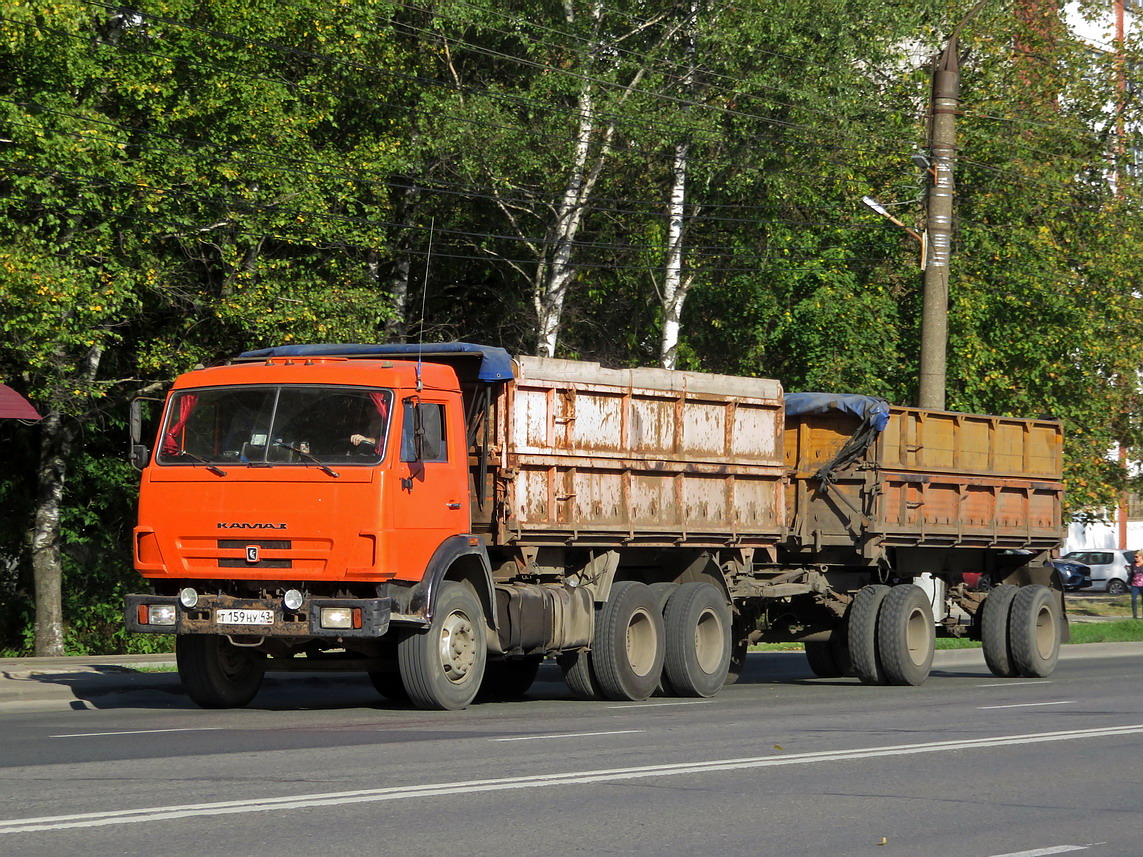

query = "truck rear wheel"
[981,584,1019,678]
[398,580,487,710]
[848,584,889,685]
[176,635,265,709]
[663,582,732,697]
[593,581,666,701]
[1009,584,1060,677]
[557,650,600,699]
[876,584,934,686]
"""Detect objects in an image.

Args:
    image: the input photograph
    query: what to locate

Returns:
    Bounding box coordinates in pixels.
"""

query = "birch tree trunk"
[659,1,700,370]
[660,138,693,370]
[29,344,103,656]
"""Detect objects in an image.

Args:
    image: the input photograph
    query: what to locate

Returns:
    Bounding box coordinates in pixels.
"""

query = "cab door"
[388,394,470,580]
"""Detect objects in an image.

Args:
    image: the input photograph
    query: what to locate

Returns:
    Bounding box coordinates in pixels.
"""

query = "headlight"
[178,587,199,609]
[320,607,353,630]
[145,604,177,626]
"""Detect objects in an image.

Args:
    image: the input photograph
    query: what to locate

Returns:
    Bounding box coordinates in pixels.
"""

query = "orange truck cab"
[126,343,511,710]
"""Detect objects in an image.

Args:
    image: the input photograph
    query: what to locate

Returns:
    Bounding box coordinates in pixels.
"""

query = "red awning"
[0,383,42,420]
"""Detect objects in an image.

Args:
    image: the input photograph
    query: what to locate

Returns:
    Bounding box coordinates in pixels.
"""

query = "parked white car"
[1060,549,1136,594]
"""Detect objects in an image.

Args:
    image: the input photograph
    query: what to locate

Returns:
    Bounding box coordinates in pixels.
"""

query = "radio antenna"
[416,218,434,392]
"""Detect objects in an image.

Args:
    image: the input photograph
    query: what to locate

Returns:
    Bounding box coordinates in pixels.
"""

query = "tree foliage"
[0,0,1140,653]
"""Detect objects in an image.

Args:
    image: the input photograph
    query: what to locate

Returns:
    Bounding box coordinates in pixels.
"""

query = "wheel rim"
[625,607,659,678]
[217,643,251,679]
[694,607,724,674]
[438,609,477,684]
[1033,603,1054,659]
[904,606,929,667]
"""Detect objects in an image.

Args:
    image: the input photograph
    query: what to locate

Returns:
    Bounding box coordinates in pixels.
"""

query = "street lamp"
[862,195,927,267]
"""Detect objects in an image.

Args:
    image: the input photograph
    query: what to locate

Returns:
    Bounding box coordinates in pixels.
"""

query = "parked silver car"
[1059,549,1136,594]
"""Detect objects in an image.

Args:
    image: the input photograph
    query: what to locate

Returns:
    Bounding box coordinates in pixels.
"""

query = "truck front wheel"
[176,635,265,709]
[593,581,666,701]
[398,580,487,710]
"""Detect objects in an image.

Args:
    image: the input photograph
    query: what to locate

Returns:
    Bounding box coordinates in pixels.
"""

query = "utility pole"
[918,0,989,411]
[918,38,959,411]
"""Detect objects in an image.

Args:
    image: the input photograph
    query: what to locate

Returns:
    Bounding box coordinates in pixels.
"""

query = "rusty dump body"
[783,405,1064,574]
[473,356,787,549]
[126,343,1070,710]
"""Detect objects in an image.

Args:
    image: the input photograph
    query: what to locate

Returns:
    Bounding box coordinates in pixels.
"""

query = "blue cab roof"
[238,342,515,382]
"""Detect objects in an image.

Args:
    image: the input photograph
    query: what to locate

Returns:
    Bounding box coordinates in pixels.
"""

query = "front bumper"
[125,593,391,639]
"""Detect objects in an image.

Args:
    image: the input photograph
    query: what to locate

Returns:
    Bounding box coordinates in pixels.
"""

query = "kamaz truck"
[126,343,1067,709]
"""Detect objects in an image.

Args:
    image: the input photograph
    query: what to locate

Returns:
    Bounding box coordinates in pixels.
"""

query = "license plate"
[216,609,274,626]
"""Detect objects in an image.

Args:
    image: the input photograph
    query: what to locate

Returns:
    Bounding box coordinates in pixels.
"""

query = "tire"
[1009,584,1060,678]
[1107,578,1128,596]
[397,580,487,710]
[725,638,749,685]
[662,582,732,697]
[592,581,666,701]
[176,635,265,709]
[848,584,890,685]
[876,584,935,686]
[367,669,410,702]
[478,656,543,700]
[981,584,1019,678]
[649,582,681,695]
[805,632,853,679]
[557,650,600,700]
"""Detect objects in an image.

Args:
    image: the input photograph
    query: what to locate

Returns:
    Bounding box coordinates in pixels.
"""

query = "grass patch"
[750,613,1143,654]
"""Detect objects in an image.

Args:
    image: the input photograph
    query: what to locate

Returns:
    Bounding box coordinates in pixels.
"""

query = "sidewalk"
[2,643,1141,713]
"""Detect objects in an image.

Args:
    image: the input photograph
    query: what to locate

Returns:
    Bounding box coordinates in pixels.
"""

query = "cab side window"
[400,402,447,463]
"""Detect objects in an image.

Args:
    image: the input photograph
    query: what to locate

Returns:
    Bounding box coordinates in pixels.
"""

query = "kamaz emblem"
[216,522,287,530]
[245,545,260,563]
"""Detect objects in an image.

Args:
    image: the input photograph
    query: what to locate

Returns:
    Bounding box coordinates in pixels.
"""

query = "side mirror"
[129,397,163,471]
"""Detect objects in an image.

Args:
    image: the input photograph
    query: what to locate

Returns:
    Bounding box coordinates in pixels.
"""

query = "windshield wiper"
[273,440,340,478]
[177,450,227,477]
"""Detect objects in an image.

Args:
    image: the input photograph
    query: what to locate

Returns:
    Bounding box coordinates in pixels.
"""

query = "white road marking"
[4,724,1143,834]
[976,681,1052,688]
[51,728,222,739]
[977,701,1076,710]
[490,730,643,742]
[606,700,715,709]
[987,845,1093,856]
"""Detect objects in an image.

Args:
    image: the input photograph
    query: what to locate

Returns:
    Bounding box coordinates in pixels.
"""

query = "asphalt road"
[1,648,1140,857]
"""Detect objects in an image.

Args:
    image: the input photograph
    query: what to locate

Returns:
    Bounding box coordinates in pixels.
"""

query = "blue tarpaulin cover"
[238,342,515,382]
[784,392,890,432]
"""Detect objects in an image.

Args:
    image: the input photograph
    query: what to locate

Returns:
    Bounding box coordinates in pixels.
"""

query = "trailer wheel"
[662,582,732,698]
[725,639,749,685]
[981,584,1019,678]
[1009,584,1060,678]
[397,580,487,710]
[557,650,600,699]
[877,584,935,686]
[848,584,890,685]
[805,632,853,679]
[478,656,543,700]
[176,636,265,709]
[593,581,666,701]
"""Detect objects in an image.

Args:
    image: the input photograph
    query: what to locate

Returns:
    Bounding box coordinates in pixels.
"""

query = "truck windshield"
[157,386,392,467]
